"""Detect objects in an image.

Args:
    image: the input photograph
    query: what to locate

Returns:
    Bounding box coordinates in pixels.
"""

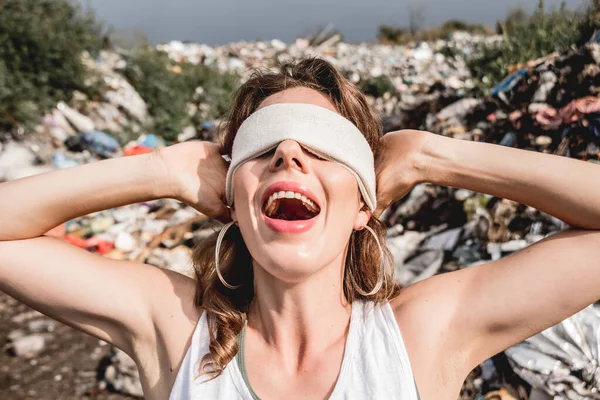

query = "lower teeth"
[269,212,316,220]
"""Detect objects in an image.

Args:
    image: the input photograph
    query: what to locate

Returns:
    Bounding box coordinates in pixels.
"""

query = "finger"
[375,187,390,217]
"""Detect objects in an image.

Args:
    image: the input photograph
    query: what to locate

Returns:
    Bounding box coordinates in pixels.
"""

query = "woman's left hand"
[374,129,433,218]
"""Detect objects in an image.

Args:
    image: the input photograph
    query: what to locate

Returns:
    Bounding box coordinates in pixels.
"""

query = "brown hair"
[191,56,402,380]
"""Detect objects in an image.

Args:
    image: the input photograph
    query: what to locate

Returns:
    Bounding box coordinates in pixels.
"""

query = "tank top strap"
[379,301,421,399]
[169,310,208,400]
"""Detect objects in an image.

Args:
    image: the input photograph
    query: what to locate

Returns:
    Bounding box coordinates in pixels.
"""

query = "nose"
[269,139,310,173]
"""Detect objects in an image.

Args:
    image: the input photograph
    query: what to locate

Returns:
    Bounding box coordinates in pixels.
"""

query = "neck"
[247,251,352,365]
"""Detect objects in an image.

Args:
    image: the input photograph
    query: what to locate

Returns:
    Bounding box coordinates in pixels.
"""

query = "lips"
[260,181,322,234]
[262,213,318,234]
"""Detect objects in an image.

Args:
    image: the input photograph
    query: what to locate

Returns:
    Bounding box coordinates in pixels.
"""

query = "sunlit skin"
[233,142,363,282]
[227,88,373,398]
[4,82,600,399]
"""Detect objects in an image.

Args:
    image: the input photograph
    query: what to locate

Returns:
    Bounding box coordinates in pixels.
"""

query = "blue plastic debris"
[491,68,528,105]
[138,133,165,149]
[80,130,120,158]
[52,151,80,169]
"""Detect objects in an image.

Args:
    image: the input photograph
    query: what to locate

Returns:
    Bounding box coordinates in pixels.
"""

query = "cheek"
[321,164,361,205]
[232,162,260,217]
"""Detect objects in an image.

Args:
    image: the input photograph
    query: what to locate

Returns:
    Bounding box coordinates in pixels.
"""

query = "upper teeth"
[264,191,319,213]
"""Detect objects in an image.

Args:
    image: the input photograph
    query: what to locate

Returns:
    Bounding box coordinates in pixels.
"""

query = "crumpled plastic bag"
[505,304,600,399]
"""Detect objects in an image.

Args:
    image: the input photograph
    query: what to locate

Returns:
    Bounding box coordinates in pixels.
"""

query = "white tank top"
[169,300,421,399]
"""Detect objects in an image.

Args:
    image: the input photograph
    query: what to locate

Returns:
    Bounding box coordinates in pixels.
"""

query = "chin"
[255,255,321,283]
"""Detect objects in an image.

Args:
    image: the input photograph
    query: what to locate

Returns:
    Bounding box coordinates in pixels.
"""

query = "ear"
[353,200,371,230]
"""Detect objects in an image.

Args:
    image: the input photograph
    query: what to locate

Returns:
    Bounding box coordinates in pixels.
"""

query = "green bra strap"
[414,378,421,400]
[236,319,262,400]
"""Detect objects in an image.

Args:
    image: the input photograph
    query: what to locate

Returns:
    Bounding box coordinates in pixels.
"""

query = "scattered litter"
[3,29,599,400]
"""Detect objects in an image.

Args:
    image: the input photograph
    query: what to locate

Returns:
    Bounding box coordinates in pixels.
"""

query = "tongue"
[272,198,316,220]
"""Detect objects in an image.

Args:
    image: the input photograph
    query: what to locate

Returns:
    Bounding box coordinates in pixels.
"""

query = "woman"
[1,56,600,400]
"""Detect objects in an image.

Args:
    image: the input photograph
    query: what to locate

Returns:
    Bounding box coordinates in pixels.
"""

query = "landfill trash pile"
[1,30,599,399]
[425,35,600,163]
[505,304,600,399]
[44,198,217,277]
[381,33,600,399]
[158,32,502,124]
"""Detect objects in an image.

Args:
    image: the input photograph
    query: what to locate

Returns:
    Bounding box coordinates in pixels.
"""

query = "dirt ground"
[0,291,130,400]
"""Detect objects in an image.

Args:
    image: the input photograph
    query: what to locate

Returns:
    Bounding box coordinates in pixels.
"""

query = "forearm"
[0,152,172,241]
[419,134,600,229]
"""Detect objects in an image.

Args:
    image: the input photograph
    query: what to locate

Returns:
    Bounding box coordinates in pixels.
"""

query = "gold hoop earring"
[348,225,386,296]
[215,221,242,289]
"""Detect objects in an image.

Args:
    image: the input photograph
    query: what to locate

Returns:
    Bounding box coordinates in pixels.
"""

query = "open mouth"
[262,191,321,220]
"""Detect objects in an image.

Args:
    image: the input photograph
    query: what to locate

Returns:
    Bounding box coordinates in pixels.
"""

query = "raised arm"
[381,130,600,380]
[0,141,228,357]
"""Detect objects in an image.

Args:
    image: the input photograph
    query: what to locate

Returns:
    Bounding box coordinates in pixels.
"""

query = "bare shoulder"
[389,272,474,397]
[139,267,202,357]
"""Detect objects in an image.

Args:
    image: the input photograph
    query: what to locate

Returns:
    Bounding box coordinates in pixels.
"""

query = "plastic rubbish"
[499,132,518,147]
[80,130,121,158]
[397,249,444,285]
[63,235,114,254]
[560,96,600,124]
[422,227,463,251]
[491,68,528,105]
[52,151,81,169]
[43,114,71,142]
[531,71,557,103]
[137,133,164,149]
[115,231,136,252]
[124,145,153,157]
[0,142,37,181]
[57,102,95,134]
[505,304,600,399]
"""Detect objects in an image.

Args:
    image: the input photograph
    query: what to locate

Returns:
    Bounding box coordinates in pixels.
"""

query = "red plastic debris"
[124,145,154,157]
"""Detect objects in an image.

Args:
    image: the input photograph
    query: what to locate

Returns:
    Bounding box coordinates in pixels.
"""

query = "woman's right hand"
[155,140,231,223]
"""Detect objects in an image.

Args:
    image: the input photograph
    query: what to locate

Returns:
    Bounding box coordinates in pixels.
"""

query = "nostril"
[275,157,302,168]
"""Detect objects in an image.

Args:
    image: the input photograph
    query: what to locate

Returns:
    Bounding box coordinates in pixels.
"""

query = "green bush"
[0,0,105,133]
[467,45,507,95]
[501,1,579,57]
[377,20,491,45]
[123,48,240,142]
[468,0,581,94]
[439,20,489,36]
[439,45,460,59]
[377,25,410,44]
[358,75,396,98]
[577,0,600,46]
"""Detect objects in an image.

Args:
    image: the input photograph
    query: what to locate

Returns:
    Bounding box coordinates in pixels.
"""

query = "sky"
[80,0,586,46]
